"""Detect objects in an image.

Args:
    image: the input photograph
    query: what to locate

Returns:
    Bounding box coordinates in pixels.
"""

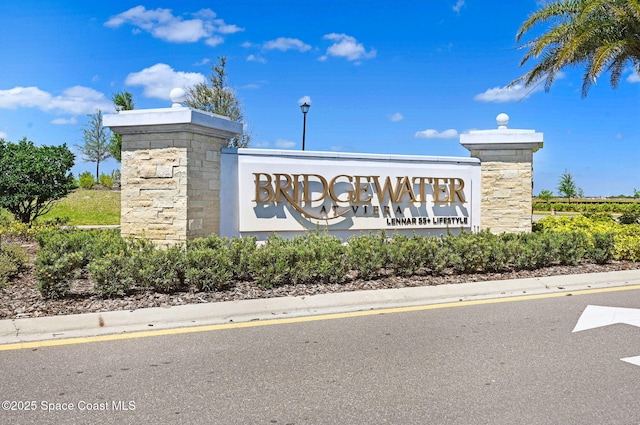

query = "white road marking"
[574,305,640,366]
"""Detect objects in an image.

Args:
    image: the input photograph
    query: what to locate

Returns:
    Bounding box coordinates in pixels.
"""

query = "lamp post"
[300,102,310,150]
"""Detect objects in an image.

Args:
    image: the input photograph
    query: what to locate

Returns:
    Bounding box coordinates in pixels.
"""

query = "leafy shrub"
[98,173,113,189]
[134,245,187,292]
[0,209,13,227]
[228,236,257,280]
[533,201,640,215]
[35,229,127,298]
[614,226,640,261]
[555,232,588,266]
[347,232,388,279]
[484,234,512,273]
[387,234,423,276]
[36,250,83,298]
[535,214,640,261]
[78,171,95,189]
[138,244,186,292]
[510,233,557,270]
[187,234,228,251]
[296,233,348,284]
[587,232,615,264]
[249,234,291,287]
[0,244,28,287]
[89,253,135,297]
[415,235,450,274]
[186,248,233,291]
[445,231,491,273]
[619,212,640,225]
[0,138,76,224]
[250,233,348,288]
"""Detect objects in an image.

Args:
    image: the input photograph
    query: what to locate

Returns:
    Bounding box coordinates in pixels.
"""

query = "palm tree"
[109,91,134,162]
[511,0,640,97]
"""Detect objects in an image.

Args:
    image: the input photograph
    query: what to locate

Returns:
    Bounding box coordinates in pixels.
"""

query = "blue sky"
[1,0,638,196]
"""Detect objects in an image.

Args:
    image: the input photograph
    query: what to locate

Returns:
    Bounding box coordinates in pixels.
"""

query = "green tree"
[109,91,134,162]
[77,110,111,181]
[537,189,554,202]
[0,138,75,224]
[557,170,579,203]
[512,0,640,97]
[184,56,250,148]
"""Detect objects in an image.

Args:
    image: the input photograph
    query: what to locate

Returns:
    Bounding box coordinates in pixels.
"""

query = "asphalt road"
[1,288,640,425]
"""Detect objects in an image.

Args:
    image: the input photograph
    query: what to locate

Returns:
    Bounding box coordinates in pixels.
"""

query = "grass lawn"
[43,189,120,225]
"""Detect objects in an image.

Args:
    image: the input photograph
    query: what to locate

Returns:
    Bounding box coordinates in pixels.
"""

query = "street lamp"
[300,102,310,150]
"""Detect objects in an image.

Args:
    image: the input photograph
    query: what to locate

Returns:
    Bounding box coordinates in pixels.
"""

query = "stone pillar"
[460,114,543,233]
[103,89,243,246]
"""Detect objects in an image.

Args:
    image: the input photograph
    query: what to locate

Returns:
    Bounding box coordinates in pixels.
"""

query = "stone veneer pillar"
[103,89,243,246]
[460,114,543,233]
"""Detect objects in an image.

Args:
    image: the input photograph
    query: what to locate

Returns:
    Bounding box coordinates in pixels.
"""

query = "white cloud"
[264,37,311,52]
[389,112,403,122]
[414,129,459,139]
[320,33,376,62]
[205,36,225,47]
[194,58,211,66]
[125,63,205,99]
[298,95,312,106]
[275,139,296,149]
[0,86,51,109]
[253,141,270,148]
[51,117,78,125]
[452,0,465,13]
[247,54,267,63]
[241,83,261,90]
[105,6,243,46]
[0,131,7,139]
[474,83,543,103]
[0,85,111,115]
[49,86,113,115]
[627,70,640,83]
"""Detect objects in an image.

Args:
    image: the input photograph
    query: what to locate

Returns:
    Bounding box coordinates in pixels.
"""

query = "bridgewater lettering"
[254,173,466,205]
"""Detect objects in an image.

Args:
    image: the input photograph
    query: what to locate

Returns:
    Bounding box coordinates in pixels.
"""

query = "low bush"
[98,173,113,189]
[347,232,388,279]
[387,234,423,276]
[228,236,257,280]
[89,253,136,297]
[78,171,95,189]
[445,231,492,273]
[0,244,28,287]
[587,232,615,264]
[535,214,638,262]
[619,212,640,225]
[139,245,186,292]
[250,233,348,288]
[25,213,637,299]
[186,248,233,291]
[36,250,83,298]
[35,228,126,298]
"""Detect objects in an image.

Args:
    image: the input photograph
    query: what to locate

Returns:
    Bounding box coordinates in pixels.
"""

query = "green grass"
[42,189,120,225]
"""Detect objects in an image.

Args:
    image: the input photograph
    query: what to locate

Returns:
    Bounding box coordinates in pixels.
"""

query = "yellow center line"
[2,284,640,352]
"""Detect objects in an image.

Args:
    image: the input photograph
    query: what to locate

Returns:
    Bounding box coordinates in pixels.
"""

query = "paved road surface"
[1,287,639,424]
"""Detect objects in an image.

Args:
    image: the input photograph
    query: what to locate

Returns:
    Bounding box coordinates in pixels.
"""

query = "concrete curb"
[2,269,640,345]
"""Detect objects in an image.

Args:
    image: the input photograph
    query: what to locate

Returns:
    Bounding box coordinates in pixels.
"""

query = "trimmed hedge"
[0,213,633,299]
[534,201,640,215]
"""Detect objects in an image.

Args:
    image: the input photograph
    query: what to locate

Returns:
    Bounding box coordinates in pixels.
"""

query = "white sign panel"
[221,149,481,237]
